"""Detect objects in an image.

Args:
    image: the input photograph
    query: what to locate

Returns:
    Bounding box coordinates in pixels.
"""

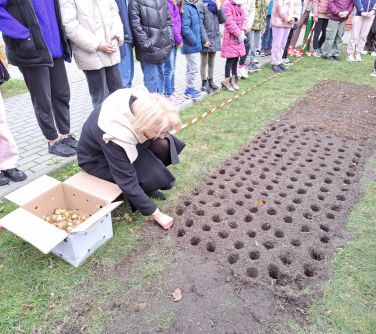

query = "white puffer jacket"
[59,0,124,70]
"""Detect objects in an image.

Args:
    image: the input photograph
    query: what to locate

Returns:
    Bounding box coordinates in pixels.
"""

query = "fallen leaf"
[172,288,183,302]
[257,199,265,206]
[23,304,33,313]
[80,325,86,333]
[133,302,146,312]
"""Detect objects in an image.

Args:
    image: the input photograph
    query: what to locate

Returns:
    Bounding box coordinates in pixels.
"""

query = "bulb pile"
[43,208,89,232]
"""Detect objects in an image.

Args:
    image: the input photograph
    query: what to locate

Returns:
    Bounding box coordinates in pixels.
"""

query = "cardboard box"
[0,172,123,267]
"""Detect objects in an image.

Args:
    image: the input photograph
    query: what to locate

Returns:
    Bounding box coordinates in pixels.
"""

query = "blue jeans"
[118,43,134,88]
[261,15,272,50]
[140,62,164,93]
[163,47,177,96]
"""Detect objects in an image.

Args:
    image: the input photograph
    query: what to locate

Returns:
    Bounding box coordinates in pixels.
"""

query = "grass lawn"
[0,54,375,333]
[0,79,28,98]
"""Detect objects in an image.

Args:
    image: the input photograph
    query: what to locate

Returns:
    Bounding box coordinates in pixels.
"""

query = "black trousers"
[283,29,294,59]
[20,57,70,141]
[313,18,329,49]
[84,64,123,108]
[225,57,239,77]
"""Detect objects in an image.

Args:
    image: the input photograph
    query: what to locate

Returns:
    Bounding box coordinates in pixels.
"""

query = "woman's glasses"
[153,127,170,139]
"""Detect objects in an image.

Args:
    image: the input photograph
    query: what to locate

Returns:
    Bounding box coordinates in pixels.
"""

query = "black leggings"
[283,29,294,59]
[225,57,239,78]
[313,18,329,49]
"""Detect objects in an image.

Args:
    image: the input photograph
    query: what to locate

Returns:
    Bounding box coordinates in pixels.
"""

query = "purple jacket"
[221,0,246,58]
[353,0,376,15]
[167,0,183,46]
[328,0,354,21]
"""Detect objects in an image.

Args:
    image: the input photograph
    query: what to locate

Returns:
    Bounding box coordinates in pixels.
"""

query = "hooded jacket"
[181,0,204,54]
[328,0,354,21]
[353,0,376,16]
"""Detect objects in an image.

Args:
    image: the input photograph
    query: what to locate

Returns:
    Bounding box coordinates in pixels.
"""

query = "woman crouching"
[77,86,185,229]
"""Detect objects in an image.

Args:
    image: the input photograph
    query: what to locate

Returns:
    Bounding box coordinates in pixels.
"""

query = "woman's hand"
[151,209,174,230]
[98,41,117,53]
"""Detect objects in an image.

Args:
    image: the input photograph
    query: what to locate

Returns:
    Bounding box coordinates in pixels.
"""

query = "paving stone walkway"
[1,53,271,197]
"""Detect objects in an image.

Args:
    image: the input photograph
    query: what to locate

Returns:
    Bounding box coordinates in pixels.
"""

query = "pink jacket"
[271,0,302,28]
[221,0,247,58]
[317,0,329,15]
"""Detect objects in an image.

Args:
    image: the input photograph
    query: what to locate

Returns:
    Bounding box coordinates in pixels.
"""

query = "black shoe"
[279,64,288,71]
[272,65,284,73]
[321,55,335,61]
[147,190,166,200]
[208,78,219,91]
[332,55,340,61]
[3,168,27,182]
[201,79,210,93]
[48,139,77,157]
[60,134,78,150]
[0,171,10,186]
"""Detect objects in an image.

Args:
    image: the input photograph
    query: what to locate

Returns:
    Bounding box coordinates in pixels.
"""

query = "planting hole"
[284,216,293,223]
[226,208,235,215]
[246,267,258,278]
[244,215,253,222]
[291,239,301,247]
[263,241,274,250]
[301,225,310,232]
[262,223,271,231]
[267,208,277,215]
[202,224,211,232]
[247,230,257,238]
[212,215,220,223]
[229,222,238,229]
[320,235,330,243]
[310,249,324,261]
[206,242,215,253]
[177,229,186,237]
[228,253,239,264]
[279,254,292,265]
[249,250,260,260]
[268,264,280,279]
[191,237,200,246]
[275,230,284,238]
[234,241,244,249]
[320,224,329,232]
[218,231,229,239]
[186,219,193,227]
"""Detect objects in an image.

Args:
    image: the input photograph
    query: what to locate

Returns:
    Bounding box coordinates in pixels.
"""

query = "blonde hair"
[131,93,181,134]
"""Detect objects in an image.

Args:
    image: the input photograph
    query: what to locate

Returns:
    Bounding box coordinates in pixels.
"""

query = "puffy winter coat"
[244,0,256,30]
[129,0,174,63]
[199,1,226,52]
[1,0,71,68]
[271,0,302,28]
[181,0,203,54]
[167,0,183,46]
[317,0,330,18]
[59,0,124,71]
[252,0,268,30]
[354,0,376,16]
[221,0,247,58]
[115,0,134,58]
[328,0,354,21]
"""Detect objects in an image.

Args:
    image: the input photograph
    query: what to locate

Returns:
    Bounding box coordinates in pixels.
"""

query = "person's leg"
[48,57,70,136]
[83,68,107,108]
[171,47,178,94]
[185,53,199,89]
[164,47,176,96]
[141,62,159,93]
[262,16,271,50]
[253,30,262,57]
[272,27,283,65]
[313,18,324,50]
[357,16,374,55]
[200,52,209,81]
[207,52,216,80]
[321,20,338,57]
[318,18,329,48]
[149,138,171,166]
[333,21,345,58]
[290,10,310,48]
[282,28,294,59]
[157,63,165,94]
[347,16,362,56]
[118,43,134,88]
[0,92,18,170]
[225,58,234,78]
[248,30,256,63]
[239,31,251,65]
[105,64,123,95]
[231,57,239,77]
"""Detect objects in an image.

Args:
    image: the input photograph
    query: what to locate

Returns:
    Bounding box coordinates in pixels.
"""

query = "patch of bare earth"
[60,82,376,334]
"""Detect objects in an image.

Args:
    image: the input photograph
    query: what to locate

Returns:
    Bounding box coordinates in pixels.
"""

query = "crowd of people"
[0,0,375,227]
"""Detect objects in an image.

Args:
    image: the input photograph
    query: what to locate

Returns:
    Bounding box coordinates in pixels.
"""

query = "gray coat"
[198,2,226,53]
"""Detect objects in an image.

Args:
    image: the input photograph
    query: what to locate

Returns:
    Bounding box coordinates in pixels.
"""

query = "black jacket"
[129,0,174,63]
[2,0,71,67]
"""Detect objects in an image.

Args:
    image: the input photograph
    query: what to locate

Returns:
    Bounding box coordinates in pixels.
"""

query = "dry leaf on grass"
[171,288,183,302]
[257,199,265,206]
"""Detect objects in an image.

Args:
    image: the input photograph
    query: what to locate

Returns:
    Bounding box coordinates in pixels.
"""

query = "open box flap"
[63,172,122,203]
[0,208,68,254]
[71,201,123,233]
[5,175,61,207]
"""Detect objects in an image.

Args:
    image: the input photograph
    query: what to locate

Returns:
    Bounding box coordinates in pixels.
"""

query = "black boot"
[201,79,210,92]
[208,78,219,91]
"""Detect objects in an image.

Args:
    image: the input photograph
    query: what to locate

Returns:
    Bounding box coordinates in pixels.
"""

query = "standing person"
[271,0,301,73]
[60,0,124,108]
[115,0,135,88]
[199,0,227,91]
[129,0,174,93]
[261,0,274,56]
[312,0,330,57]
[347,0,376,61]
[164,0,183,102]
[0,63,26,186]
[247,0,268,72]
[221,0,247,91]
[289,0,317,50]
[365,15,376,55]
[371,58,376,76]
[0,0,77,157]
[239,0,256,79]
[181,0,204,100]
[321,0,353,61]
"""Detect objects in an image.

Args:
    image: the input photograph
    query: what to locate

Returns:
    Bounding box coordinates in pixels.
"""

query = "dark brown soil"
[60,82,376,334]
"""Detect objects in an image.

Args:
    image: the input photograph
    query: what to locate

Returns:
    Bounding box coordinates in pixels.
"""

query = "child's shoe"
[201,79,210,92]
[184,87,200,100]
[221,78,235,91]
[230,75,240,90]
[247,63,261,72]
[370,69,376,77]
[346,54,355,62]
[313,49,323,57]
[272,65,284,73]
[282,58,293,66]
[354,53,362,62]
[208,78,219,91]
[279,63,288,71]
[238,66,249,79]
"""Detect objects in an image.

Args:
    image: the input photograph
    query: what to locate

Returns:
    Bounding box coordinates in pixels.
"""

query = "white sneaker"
[346,54,355,62]
[361,50,368,55]
[238,66,249,79]
[370,70,376,77]
[371,51,376,57]
[354,53,362,62]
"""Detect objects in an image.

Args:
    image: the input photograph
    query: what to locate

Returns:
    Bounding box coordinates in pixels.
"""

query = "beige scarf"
[98,86,149,163]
